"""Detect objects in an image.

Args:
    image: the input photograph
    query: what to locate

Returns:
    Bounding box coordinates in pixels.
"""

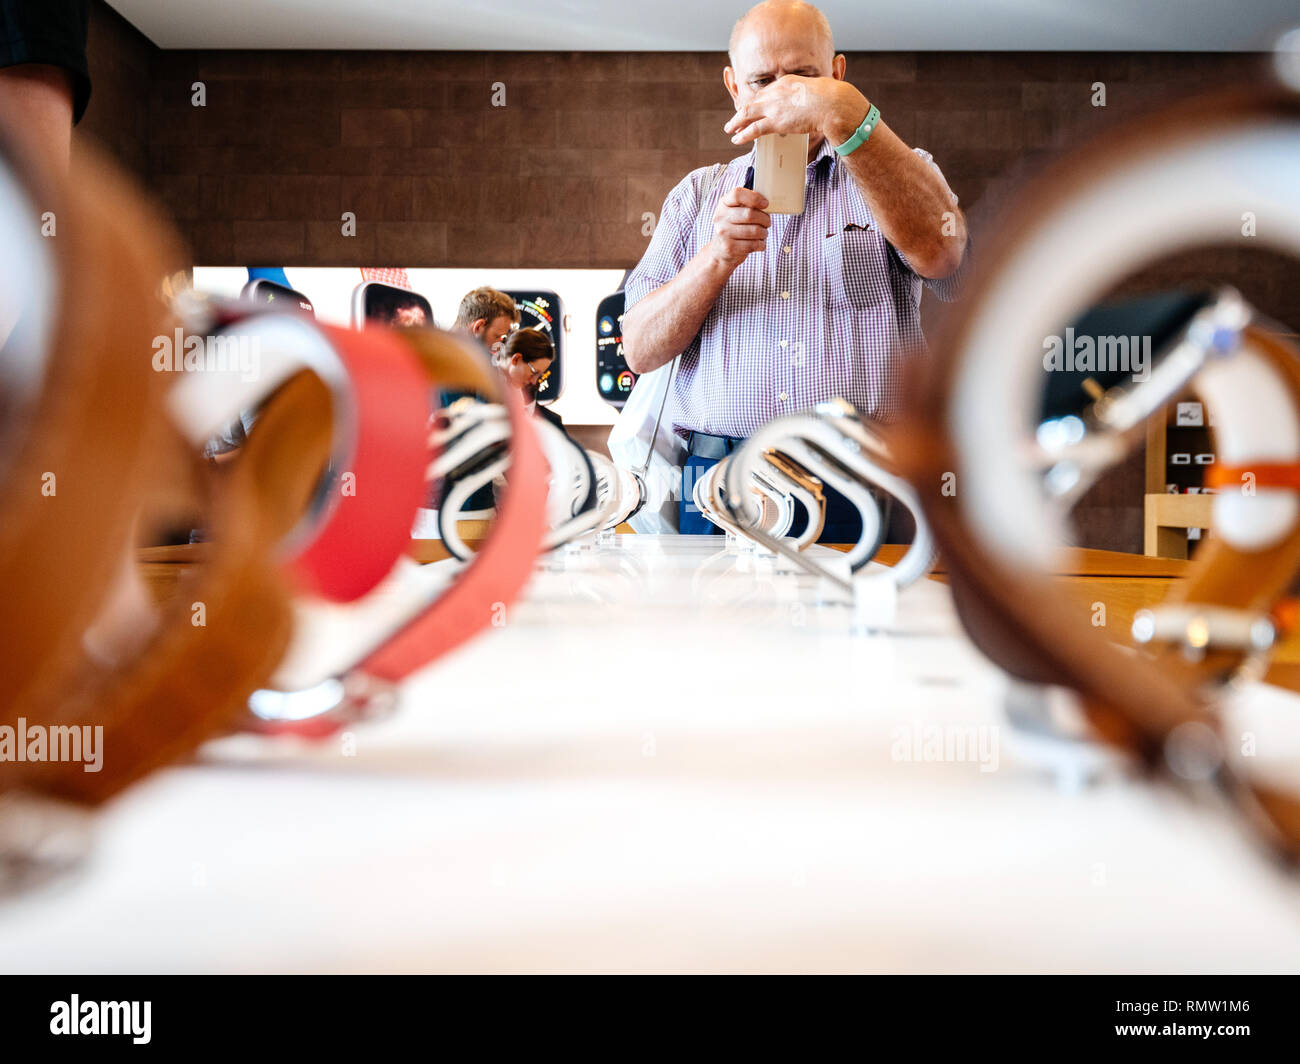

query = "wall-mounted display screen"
[353,282,433,329]
[506,289,563,405]
[241,278,315,317]
[193,268,625,426]
[595,291,636,409]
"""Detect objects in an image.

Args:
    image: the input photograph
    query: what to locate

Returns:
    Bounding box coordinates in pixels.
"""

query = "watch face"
[507,290,563,404]
[596,291,637,409]
[360,282,432,329]
[243,279,314,317]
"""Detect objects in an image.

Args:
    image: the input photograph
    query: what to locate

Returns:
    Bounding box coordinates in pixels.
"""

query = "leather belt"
[686,431,739,461]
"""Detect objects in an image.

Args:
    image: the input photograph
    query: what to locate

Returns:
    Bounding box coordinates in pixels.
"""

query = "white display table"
[3,535,1298,973]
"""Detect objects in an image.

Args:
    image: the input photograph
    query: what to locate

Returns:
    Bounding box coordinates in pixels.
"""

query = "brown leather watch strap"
[11,428,294,804]
[0,135,293,808]
[0,136,179,730]
[399,326,500,396]
[898,85,1300,856]
[1143,329,1300,688]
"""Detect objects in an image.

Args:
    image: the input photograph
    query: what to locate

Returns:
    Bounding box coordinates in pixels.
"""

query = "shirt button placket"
[778,214,797,412]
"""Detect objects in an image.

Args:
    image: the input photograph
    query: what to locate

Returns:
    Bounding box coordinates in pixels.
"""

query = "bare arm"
[827,113,967,280]
[0,65,74,348]
[622,186,772,375]
[0,64,75,172]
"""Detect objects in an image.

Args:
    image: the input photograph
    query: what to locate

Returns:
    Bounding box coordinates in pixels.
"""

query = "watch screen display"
[596,291,637,409]
[506,290,563,404]
[242,279,314,317]
[361,283,433,329]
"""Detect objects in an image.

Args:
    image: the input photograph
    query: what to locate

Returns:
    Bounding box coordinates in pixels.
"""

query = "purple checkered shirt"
[625,137,966,438]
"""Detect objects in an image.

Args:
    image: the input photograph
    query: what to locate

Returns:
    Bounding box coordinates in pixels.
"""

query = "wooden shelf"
[1143,491,1213,558]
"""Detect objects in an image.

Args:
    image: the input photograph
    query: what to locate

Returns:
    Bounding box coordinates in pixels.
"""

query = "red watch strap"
[287,324,431,603]
[359,381,549,682]
[0,137,179,729]
[16,447,294,804]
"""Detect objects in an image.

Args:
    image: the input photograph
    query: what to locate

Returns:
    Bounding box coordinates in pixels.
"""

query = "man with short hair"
[453,286,519,358]
[440,287,521,517]
[622,0,968,538]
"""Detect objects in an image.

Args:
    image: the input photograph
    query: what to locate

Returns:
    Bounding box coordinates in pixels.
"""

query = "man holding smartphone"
[621,0,968,537]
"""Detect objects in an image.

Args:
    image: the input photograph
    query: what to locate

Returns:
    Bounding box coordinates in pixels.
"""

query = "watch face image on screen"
[506,289,563,404]
[355,282,433,330]
[242,279,315,317]
[596,291,637,409]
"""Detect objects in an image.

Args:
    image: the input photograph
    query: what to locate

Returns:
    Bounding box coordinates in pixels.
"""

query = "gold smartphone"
[752,132,809,215]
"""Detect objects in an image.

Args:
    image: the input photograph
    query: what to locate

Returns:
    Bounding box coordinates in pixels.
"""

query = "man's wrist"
[824,87,871,148]
[704,239,741,275]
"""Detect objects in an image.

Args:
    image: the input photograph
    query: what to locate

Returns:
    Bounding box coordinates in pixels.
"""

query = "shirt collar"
[810,135,839,178]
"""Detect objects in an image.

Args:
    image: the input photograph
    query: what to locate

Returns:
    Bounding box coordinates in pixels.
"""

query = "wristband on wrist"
[833,103,881,157]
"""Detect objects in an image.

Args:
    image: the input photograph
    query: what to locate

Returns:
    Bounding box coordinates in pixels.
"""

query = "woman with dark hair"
[497,327,562,428]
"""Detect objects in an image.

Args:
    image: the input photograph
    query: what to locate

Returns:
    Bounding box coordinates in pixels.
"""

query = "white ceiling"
[107,0,1297,52]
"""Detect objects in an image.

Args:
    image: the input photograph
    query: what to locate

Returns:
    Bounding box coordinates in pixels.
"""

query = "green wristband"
[833,103,881,157]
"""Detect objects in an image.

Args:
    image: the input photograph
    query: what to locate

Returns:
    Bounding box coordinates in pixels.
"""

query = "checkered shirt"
[625,137,967,437]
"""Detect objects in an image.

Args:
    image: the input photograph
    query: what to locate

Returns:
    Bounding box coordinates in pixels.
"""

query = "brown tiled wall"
[133,48,1277,282]
[80,4,1294,551]
[82,0,153,177]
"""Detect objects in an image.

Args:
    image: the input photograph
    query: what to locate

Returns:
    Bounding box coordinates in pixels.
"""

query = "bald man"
[622,1,968,537]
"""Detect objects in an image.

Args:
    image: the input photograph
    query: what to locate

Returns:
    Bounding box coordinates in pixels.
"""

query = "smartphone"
[351,281,433,330]
[753,132,808,215]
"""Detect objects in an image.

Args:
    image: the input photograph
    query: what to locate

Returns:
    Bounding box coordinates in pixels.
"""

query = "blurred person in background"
[497,327,562,430]
[453,286,519,359]
[1,0,89,350]
[434,288,521,516]
[0,0,90,172]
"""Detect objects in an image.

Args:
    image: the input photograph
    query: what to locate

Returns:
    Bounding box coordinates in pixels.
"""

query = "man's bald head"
[729,1,834,68]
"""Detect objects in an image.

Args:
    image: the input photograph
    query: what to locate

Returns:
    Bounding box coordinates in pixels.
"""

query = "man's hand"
[707,186,771,270]
[623,184,770,373]
[724,75,870,148]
